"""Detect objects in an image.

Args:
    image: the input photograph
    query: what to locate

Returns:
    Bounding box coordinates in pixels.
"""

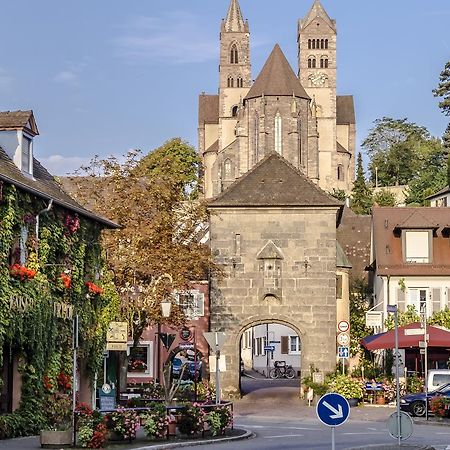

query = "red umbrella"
[361,322,450,350]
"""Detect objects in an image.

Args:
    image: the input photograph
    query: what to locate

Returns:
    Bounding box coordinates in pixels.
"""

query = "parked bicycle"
[269,360,296,379]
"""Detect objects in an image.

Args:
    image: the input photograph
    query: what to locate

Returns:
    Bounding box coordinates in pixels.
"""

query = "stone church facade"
[199,0,356,199]
[200,0,354,396]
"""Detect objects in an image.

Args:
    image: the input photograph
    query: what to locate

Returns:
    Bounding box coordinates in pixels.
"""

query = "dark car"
[400,382,450,417]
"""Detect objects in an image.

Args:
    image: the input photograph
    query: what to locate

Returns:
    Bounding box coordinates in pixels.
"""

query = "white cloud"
[39,154,91,176]
[114,12,217,64]
[53,70,79,86]
[0,68,12,91]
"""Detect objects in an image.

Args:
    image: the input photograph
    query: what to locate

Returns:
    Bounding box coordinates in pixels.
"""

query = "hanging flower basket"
[60,273,71,289]
[128,360,147,372]
[9,264,36,281]
[85,281,104,295]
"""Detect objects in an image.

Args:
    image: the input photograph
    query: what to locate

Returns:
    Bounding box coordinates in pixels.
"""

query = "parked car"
[400,382,450,417]
[428,369,450,392]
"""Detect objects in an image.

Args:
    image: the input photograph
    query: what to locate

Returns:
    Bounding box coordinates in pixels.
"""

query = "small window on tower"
[308,39,311,49]
[321,39,324,49]
[320,57,328,69]
[231,105,238,117]
[230,44,239,64]
[308,57,316,69]
[227,77,234,88]
[237,77,243,88]
[337,164,344,181]
[325,39,329,49]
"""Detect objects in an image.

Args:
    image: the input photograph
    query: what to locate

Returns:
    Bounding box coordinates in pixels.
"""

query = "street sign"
[203,332,227,350]
[316,393,350,427]
[366,311,383,328]
[387,411,413,440]
[338,346,349,358]
[159,333,176,350]
[264,345,275,352]
[107,321,128,343]
[106,342,127,351]
[179,343,194,350]
[404,328,424,336]
[337,333,350,346]
[387,305,397,313]
[337,320,350,333]
[270,340,281,344]
[209,355,227,372]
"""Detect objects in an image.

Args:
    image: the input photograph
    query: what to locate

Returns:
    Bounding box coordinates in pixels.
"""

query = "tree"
[70,138,218,342]
[373,189,396,207]
[349,277,372,355]
[433,61,450,116]
[350,153,373,215]
[329,188,347,202]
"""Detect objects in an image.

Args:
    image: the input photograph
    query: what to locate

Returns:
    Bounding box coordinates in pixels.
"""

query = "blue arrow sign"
[316,393,350,427]
[264,345,275,351]
[338,346,349,358]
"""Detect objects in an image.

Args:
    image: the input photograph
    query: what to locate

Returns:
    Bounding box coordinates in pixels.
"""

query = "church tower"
[219,0,251,152]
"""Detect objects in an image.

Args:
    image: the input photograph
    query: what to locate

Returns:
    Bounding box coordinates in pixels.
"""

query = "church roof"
[336,96,355,125]
[337,141,351,155]
[209,152,343,208]
[198,94,219,125]
[244,44,310,101]
[300,0,336,32]
[223,0,247,32]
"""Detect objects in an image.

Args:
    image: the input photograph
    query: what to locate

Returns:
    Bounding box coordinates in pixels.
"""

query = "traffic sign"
[264,345,275,352]
[337,320,350,333]
[316,393,350,427]
[107,321,128,343]
[203,331,227,350]
[387,411,413,440]
[338,346,349,358]
[337,333,350,346]
[106,342,127,351]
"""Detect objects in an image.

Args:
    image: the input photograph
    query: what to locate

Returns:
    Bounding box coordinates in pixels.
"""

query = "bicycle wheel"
[286,367,295,379]
[269,368,279,379]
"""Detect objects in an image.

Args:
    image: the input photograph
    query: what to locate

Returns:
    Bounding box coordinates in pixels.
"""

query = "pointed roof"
[0,110,39,136]
[224,0,246,32]
[300,0,336,32]
[257,241,284,260]
[244,44,309,100]
[209,152,342,208]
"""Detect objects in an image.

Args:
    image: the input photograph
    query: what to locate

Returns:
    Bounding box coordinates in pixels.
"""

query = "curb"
[130,428,254,450]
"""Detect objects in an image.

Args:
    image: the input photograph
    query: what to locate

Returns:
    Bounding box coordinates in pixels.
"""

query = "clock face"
[102,383,112,394]
[308,72,327,87]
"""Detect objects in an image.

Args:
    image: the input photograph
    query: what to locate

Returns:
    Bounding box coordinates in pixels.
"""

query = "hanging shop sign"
[8,295,35,312]
[53,302,74,320]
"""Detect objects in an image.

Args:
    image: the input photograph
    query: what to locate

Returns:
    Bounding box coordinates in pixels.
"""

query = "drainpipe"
[35,199,53,259]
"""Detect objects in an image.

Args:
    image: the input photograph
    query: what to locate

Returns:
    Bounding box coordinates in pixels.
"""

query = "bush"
[329,375,364,399]
[206,406,232,436]
[178,404,205,435]
[430,397,450,418]
[142,403,169,439]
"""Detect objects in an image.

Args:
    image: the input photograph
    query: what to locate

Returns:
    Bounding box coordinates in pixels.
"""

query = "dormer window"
[22,135,32,174]
[404,230,431,263]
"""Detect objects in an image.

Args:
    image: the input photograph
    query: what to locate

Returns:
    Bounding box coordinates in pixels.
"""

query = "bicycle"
[269,360,296,379]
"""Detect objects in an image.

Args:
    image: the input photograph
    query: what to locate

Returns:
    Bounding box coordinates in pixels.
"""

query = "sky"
[1,0,449,176]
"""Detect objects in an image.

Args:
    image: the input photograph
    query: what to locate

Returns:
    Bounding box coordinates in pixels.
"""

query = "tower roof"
[244,44,309,101]
[224,0,246,32]
[300,0,336,31]
[209,152,342,208]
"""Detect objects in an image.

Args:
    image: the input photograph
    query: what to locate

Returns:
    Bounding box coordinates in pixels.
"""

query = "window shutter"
[194,293,205,318]
[281,336,289,354]
[397,289,405,312]
[432,288,441,315]
[336,275,343,299]
[408,289,419,313]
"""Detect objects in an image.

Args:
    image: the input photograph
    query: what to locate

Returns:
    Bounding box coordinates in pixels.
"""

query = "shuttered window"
[281,336,289,354]
[397,288,405,312]
[432,288,441,315]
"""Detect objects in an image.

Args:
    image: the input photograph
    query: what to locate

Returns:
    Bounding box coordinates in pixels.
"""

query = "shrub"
[430,397,450,418]
[329,375,364,399]
[142,403,169,439]
[178,404,205,435]
[206,406,233,436]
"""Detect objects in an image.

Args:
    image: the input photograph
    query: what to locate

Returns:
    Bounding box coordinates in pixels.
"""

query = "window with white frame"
[288,335,301,355]
[174,290,205,320]
[127,342,153,375]
[242,329,252,349]
[254,337,265,356]
[408,288,429,317]
[22,135,32,174]
[404,230,431,263]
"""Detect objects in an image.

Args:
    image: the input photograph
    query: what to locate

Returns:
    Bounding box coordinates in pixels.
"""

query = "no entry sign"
[337,320,350,333]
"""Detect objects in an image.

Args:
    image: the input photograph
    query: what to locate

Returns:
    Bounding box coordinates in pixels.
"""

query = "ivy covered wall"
[0,182,119,438]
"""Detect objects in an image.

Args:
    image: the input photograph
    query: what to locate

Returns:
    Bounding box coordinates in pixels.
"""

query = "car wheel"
[411,401,426,417]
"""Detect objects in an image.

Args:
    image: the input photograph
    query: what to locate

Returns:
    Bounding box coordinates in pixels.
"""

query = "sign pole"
[331,426,335,450]
[393,306,401,446]
[72,315,79,446]
[215,332,220,405]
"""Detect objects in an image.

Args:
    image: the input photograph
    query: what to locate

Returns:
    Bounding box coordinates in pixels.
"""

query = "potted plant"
[206,406,233,436]
[40,392,73,447]
[329,375,364,407]
[142,403,169,440]
[178,404,205,436]
[76,402,108,449]
[105,407,140,441]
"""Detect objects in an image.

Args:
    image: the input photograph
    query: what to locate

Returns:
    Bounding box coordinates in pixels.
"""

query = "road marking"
[367,427,377,431]
[239,424,317,430]
[342,432,385,435]
[263,434,304,439]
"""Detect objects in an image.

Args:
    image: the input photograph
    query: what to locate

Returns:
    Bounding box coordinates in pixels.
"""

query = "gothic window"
[230,44,239,64]
[254,115,259,162]
[224,159,232,179]
[320,57,328,68]
[337,164,344,181]
[227,77,234,88]
[308,39,311,49]
[274,112,282,154]
[237,77,243,87]
[321,39,324,49]
[325,39,328,49]
[231,105,238,117]
[311,39,316,49]
[308,57,316,68]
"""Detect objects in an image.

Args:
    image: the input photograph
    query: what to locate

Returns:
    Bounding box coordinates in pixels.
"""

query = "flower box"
[40,429,72,448]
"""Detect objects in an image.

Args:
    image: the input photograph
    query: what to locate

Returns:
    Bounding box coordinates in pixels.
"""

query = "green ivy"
[0,183,119,438]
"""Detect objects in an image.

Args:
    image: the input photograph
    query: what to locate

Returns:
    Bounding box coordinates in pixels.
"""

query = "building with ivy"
[0,110,118,437]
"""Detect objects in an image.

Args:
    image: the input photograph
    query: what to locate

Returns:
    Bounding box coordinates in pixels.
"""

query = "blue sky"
[1,0,449,175]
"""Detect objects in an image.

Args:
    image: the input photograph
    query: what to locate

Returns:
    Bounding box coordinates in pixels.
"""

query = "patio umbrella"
[361,322,450,350]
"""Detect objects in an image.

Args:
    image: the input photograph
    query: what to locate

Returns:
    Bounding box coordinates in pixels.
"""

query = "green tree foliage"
[373,189,396,207]
[350,153,373,215]
[433,61,450,116]
[429,307,450,329]
[349,277,372,355]
[329,188,347,202]
[384,305,421,330]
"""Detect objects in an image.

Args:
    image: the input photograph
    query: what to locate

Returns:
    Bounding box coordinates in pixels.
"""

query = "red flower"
[43,375,53,392]
[60,273,71,289]
[85,281,104,295]
[57,372,72,393]
[9,264,36,281]
[64,213,80,234]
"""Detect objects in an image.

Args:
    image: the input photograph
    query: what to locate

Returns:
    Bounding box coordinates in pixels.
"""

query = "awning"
[361,322,450,350]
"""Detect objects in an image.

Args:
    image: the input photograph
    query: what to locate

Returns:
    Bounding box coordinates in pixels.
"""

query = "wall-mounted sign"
[54,302,74,320]
[107,322,128,343]
[8,295,35,312]
[180,328,192,341]
[106,342,127,351]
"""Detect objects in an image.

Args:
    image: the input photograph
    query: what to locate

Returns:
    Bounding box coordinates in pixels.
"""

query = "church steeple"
[301,0,336,32]
[224,0,247,32]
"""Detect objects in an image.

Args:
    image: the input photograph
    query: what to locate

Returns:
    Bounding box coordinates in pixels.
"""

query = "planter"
[376,396,386,405]
[40,429,72,448]
[347,398,359,407]
[168,422,177,436]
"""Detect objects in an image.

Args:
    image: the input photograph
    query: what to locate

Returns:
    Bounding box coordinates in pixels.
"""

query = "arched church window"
[308,39,311,49]
[337,164,344,181]
[308,57,316,69]
[325,39,328,49]
[224,159,232,179]
[237,77,243,87]
[312,39,316,50]
[321,39,324,49]
[254,114,259,163]
[227,77,234,88]
[320,57,328,68]
[274,112,282,155]
[230,44,239,64]
[231,105,238,117]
